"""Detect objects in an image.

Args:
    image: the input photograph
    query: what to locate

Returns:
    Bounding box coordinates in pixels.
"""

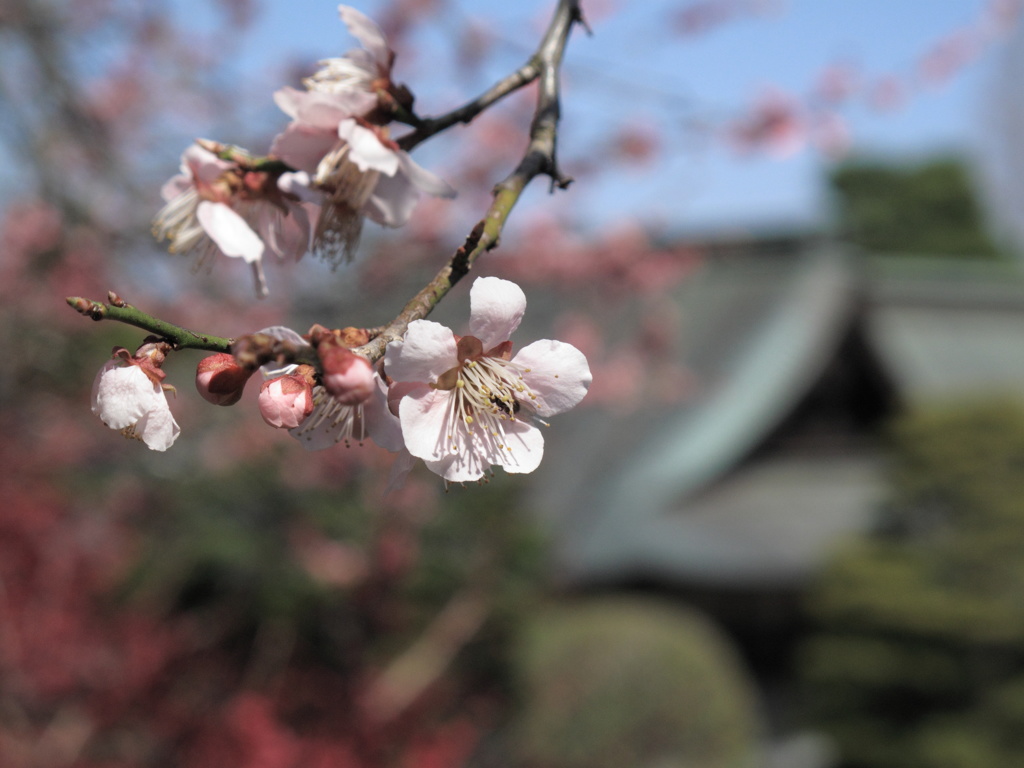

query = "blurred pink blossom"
[271,102,455,264]
[302,5,394,111]
[153,142,312,297]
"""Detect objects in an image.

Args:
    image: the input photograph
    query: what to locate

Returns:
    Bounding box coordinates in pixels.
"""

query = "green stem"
[66,295,234,353]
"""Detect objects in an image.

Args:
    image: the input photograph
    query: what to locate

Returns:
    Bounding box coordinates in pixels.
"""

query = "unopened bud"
[196,353,252,406]
[318,338,374,405]
[259,373,314,429]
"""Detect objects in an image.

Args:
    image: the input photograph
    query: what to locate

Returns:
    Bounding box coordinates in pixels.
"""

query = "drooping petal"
[396,152,456,199]
[91,362,160,429]
[133,395,180,451]
[469,277,527,349]
[196,201,265,264]
[257,201,312,262]
[513,339,592,417]
[277,171,322,204]
[360,152,454,227]
[364,375,404,452]
[362,169,419,227]
[384,320,459,383]
[337,119,400,176]
[384,448,418,495]
[339,5,391,71]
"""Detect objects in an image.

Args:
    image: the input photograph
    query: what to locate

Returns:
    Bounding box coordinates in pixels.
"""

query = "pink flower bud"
[259,374,314,429]
[196,353,253,406]
[318,341,375,405]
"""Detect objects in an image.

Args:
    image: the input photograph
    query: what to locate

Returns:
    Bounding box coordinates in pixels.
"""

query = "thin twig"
[65,294,235,353]
[354,0,583,362]
[65,1,583,364]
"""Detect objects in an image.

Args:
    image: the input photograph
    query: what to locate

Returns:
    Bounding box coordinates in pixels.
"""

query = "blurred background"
[4,0,1024,766]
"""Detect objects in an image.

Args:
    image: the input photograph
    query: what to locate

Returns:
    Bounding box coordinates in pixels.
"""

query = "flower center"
[432,336,538,451]
[292,388,366,447]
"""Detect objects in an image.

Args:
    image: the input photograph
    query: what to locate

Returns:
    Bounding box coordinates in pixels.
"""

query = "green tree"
[798,400,1024,768]
[829,157,1003,258]
[506,597,762,768]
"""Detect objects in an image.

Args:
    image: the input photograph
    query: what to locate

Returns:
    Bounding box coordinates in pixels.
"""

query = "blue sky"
[179,0,1019,237]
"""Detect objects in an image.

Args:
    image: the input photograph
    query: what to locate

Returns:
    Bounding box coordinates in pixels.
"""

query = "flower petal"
[134,394,181,451]
[423,418,545,482]
[91,362,160,429]
[384,320,458,383]
[362,168,418,227]
[258,325,311,348]
[337,119,400,175]
[274,87,370,130]
[513,339,592,417]
[364,375,404,452]
[397,385,545,482]
[270,122,340,175]
[384,448,418,495]
[469,277,527,349]
[339,5,391,70]
[398,385,456,463]
[196,201,264,264]
[160,174,193,203]
[181,143,233,186]
[397,152,456,199]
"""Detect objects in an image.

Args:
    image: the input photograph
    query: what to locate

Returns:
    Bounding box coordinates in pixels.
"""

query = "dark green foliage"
[829,158,1003,258]
[798,400,1024,768]
[505,597,761,768]
[116,461,548,702]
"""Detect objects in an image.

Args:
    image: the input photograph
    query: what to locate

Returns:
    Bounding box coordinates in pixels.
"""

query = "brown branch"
[399,1,583,154]
[354,0,583,362]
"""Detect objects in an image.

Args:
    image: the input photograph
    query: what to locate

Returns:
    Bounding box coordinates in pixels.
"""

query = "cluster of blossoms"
[89,5,592,484]
[152,5,455,297]
[93,278,592,483]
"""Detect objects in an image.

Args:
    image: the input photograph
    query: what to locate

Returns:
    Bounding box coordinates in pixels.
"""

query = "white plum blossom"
[153,143,313,297]
[271,97,455,265]
[384,277,592,483]
[92,348,180,452]
[302,5,394,110]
